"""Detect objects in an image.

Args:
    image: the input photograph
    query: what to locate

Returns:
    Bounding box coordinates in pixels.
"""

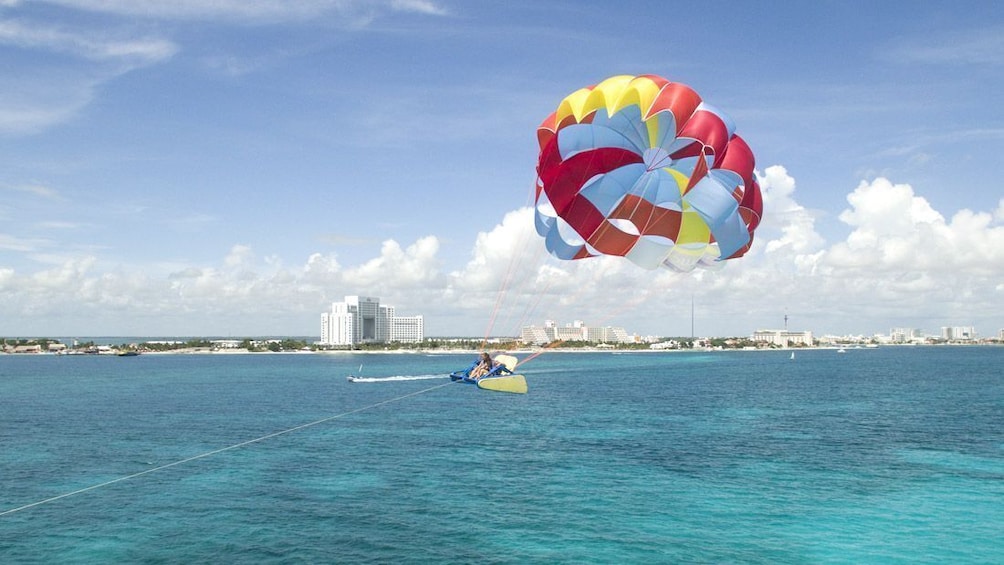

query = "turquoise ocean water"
[1,347,1002,563]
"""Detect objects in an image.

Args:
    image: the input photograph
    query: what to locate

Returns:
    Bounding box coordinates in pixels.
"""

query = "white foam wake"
[347,374,447,383]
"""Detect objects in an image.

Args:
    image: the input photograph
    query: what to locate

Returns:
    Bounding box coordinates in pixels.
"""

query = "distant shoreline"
[6,342,1000,357]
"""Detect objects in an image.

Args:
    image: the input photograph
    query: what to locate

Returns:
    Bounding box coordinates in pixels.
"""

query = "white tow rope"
[1,380,457,517]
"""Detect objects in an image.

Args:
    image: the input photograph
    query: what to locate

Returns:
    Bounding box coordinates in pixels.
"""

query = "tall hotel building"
[320,296,424,346]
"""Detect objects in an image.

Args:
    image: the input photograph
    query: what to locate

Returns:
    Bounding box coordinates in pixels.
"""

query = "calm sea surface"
[1,347,1002,563]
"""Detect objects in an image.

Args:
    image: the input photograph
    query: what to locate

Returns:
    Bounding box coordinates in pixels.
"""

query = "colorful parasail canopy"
[534,74,763,272]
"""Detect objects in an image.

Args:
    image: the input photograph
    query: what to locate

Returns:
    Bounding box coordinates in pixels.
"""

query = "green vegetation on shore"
[5,335,998,355]
[1,336,760,354]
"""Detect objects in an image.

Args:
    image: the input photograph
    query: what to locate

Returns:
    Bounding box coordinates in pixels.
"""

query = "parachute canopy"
[534,74,763,272]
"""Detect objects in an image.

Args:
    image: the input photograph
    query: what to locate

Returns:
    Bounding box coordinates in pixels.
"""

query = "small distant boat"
[837,347,846,353]
[117,351,139,357]
[790,351,795,360]
[347,364,364,382]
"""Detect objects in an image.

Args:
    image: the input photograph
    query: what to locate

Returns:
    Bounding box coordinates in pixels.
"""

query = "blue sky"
[1,0,1002,339]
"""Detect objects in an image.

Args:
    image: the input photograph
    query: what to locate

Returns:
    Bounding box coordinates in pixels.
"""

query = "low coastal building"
[751,329,813,347]
[889,328,925,344]
[520,319,632,345]
[941,326,976,341]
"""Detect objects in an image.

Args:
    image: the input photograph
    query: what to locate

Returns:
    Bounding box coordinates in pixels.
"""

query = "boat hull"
[476,375,527,394]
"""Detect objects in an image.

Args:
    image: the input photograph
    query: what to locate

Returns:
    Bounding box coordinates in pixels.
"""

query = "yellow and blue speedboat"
[449,354,527,394]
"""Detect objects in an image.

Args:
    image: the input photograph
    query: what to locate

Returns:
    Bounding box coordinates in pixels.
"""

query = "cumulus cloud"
[448,208,539,297]
[0,234,443,335]
[223,244,255,269]
[344,236,443,290]
[750,176,1004,335]
[758,165,825,256]
[1,170,1002,337]
[828,178,1004,274]
[466,171,1004,338]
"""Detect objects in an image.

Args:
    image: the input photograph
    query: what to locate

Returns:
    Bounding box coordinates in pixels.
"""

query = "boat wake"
[347,374,446,383]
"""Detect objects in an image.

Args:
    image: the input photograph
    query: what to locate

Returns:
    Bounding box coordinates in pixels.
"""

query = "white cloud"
[0,233,51,252]
[0,16,177,135]
[1,172,1002,337]
[1,182,62,199]
[884,26,1004,66]
[36,221,81,229]
[223,244,254,269]
[828,178,1004,274]
[344,236,443,290]
[0,73,98,135]
[0,18,177,64]
[390,0,449,16]
[754,177,1004,334]
[448,208,538,296]
[0,0,451,136]
[839,178,943,233]
[36,0,449,22]
[757,165,825,255]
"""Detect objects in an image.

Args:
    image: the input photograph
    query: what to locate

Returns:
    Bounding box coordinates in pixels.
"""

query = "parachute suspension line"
[517,339,567,367]
[0,381,457,518]
[590,282,662,329]
[493,231,551,344]
[480,179,548,349]
[480,249,521,348]
[511,258,555,336]
[497,184,562,344]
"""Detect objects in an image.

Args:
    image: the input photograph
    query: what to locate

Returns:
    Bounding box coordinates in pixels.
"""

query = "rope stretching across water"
[0,380,457,517]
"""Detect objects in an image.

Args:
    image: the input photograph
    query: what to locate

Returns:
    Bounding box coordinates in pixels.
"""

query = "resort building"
[321,295,424,346]
[751,329,814,347]
[389,313,425,343]
[889,328,925,344]
[520,319,632,345]
[941,326,976,341]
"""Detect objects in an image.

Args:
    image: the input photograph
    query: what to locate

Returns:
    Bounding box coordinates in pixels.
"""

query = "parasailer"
[534,74,762,272]
[450,354,527,394]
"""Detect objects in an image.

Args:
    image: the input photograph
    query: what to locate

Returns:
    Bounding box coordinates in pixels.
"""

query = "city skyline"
[1,2,1002,338]
[2,316,994,344]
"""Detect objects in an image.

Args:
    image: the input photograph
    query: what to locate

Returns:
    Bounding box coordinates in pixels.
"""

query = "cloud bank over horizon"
[2,167,1001,339]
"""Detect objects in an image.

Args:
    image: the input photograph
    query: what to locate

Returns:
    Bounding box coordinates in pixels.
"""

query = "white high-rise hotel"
[320,296,424,346]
